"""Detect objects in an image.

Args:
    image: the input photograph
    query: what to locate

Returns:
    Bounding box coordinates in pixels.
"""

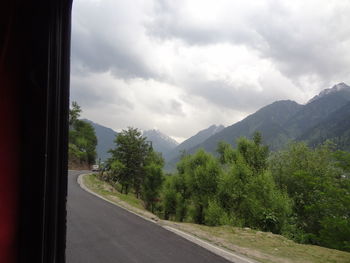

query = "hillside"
[284,83,350,138]
[173,100,302,155]
[299,101,350,150]
[142,129,179,156]
[166,83,350,171]
[164,124,224,162]
[82,120,179,161]
[83,119,118,161]
[164,100,302,171]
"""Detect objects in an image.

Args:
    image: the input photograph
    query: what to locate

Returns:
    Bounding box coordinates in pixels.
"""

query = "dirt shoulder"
[81,173,350,263]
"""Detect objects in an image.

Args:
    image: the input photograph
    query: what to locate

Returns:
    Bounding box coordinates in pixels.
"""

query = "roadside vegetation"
[68,102,97,169]
[95,127,350,259]
[84,173,350,263]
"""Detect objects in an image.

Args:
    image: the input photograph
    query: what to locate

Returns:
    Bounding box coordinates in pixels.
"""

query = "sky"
[70,0,350,142]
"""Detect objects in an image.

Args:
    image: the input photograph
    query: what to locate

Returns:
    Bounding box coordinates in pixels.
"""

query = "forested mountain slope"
[164,124,224,162]
[166,83,350,170]
[83,119,118,161]
[142,129,179,156]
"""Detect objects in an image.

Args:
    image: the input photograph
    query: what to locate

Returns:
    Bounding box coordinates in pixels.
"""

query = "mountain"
[83,119,117,161]
[192,82,350,154]
[164,124,225,162]
[307,82,349,104]
[165,100,302,171]
[81,120,178,162]
[186,100,303,154]
[82,83,350,171]
[298,101,350,150]
[284,83,350,138]
[165,83,350,171]
[142,129,179,156]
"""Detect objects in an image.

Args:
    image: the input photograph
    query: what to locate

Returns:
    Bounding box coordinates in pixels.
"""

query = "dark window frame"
[2,0,73,262]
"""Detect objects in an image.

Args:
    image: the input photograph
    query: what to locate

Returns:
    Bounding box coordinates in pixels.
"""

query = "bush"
[242,172,292,233]
[204,200,226,226]
[319,216,350,251]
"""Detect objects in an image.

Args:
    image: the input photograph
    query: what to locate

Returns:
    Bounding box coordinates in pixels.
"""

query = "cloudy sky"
[70,0,350,142]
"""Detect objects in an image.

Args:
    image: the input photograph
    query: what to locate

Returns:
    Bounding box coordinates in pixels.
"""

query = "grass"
[174,224,350,263]
[83,173,350,263]
[84,173,145,210]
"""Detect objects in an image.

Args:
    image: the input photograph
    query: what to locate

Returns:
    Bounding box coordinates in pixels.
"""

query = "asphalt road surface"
[66,170,232,263]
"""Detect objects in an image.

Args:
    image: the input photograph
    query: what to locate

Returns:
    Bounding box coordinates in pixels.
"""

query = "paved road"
[66,170,231,263]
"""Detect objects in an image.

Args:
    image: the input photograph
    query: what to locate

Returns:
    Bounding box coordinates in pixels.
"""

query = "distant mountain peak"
[143,129,179,146]
[208,124,225,135]
[82,119,118,161]
[142,129,179,156]
[307,82,350,104]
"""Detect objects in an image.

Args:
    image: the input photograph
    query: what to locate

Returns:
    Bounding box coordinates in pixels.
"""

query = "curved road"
[66,170,231,263]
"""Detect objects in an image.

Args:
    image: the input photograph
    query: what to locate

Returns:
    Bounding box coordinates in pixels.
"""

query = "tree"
[236,132,269,176]
[70,120,97,164]
[162,177,178,220]
[269,142,350,250]
[141,163,164,213]
[216,139,291,233]
[68,102,97,166]
[217,141,236,165]
[108,127,151,195]
[69,101,81,126]
[178,149,221,224]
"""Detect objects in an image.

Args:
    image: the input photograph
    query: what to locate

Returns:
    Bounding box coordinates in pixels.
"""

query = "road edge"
[77,173,260,263]
[77,173,157,224]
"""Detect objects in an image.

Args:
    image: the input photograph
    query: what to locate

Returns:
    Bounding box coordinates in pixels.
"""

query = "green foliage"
[162,133,291,234]
[217,141,236,165]
[319,216,350,251]
[99,126,350,252]
[69,101,81,126]
[68,102,97,166]
[108,127,152,195]
[109,160,125,183]
[204,200,229,226]
[178,149,221,224]
[334,150,350,173]
[216,138,291,233]
[106,127,165,214]
[217,155,252,215]
[141,163,164,212]
[269,141,350,251]
[236,132,269,176]
[161,133,350,252]
[162,177,178,220]
[240,172,292,233]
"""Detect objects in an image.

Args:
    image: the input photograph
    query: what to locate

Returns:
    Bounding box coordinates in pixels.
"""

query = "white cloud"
[70,0,350,140]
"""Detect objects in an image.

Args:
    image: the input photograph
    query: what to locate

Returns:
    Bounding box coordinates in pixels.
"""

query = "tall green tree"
[68,102,97,166]
[141,162,164,212]
[237,132,269,176]
[109,127,151,195]
[177,149,221,224]
[69,101,81,126]
[269,142,350,250]
[141,151,165,212]
[69,120,97,164]
[216,138,291,233]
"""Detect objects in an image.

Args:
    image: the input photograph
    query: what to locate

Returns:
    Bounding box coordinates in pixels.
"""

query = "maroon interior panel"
[0,68,19,263]
[0,3,19,262]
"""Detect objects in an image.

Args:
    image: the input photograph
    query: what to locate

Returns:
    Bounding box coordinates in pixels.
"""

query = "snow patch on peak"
[307,83,350,104]
[211,124,225,135]
[143,129,179,146]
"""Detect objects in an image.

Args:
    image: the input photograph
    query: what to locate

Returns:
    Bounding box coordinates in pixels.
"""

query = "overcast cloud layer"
[70,0,350,142]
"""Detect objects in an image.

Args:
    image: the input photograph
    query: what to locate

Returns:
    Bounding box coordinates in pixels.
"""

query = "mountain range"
[83,120,181,162]
[83,119,118,161]
[142,129,179,154]
[85,82,350,171]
